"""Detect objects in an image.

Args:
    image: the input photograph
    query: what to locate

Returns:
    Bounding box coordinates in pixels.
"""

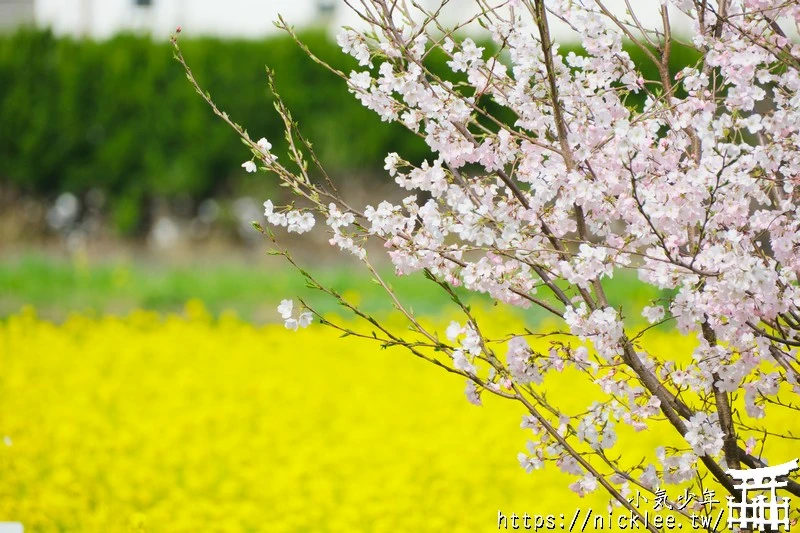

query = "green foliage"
[0,253,471,320]
[0,29,700,233]
[0,252,669,323]
[0,29,428,233]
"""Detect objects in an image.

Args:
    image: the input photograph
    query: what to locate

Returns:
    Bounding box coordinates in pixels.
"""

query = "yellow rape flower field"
[0,301,794,532]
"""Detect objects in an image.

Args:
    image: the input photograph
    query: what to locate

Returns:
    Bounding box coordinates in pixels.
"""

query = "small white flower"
[639,464,659,489]
[521,415,540,431]
[349,71,372,90]
[452,349,476,374]
[286,211,315,234]
[569,474,598,496]
[442,37,455,53]
[557,455,584,476]
[325,203,354,230]
[278,300,312,331]
[277,299,293,319]
[461,326,482,356]
[384,152,401,176]
[465,380,482,406]
[518,451,544,473]
[263,200,288,227]
[242,160,257,173]
[257,138,272,152]
[745,436,757,455]
[684,412,724,456]
[642,305,666,324]
[298,311,313,328]
[445,320,463,341]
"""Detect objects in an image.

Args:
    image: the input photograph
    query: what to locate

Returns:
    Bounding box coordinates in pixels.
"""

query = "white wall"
[32,0,697,41]
[34,0,377,39]
[0,0,35,31]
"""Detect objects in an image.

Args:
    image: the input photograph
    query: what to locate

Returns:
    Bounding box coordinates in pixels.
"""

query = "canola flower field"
[0,302,614,532]
[1,257,796,532]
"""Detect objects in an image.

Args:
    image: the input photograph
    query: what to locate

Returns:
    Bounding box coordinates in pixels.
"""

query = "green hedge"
[0,29,699,234]
[0,29,432,233]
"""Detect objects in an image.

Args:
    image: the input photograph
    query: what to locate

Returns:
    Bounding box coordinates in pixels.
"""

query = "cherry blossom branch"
[176,0,800,510]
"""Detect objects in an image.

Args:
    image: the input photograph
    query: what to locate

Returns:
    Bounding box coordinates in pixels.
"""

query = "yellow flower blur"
[0,302,794,532]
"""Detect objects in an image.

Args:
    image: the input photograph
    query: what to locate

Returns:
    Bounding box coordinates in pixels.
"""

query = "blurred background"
[0,0,418,243]
[0,0,449,319]
[0,3,737,532]
[0,0,698,320]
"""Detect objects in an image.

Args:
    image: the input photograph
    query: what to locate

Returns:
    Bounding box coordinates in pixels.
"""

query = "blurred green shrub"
[0,29,429,233]
[0,29,698,234]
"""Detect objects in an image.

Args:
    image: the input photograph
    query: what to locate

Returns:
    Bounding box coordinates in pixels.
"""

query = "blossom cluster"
[221,0,800,511]
[277,298,313,330]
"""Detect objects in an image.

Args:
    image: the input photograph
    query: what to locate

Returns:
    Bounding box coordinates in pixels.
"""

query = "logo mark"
[726,459,798,532]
